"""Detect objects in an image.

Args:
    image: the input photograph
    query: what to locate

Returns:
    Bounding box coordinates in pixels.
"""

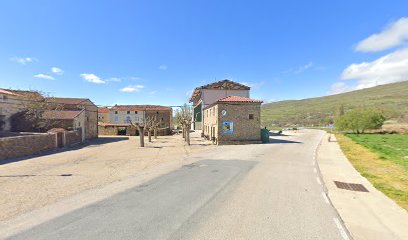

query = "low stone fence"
[0,130,83,161]
[65,130,82,146]
[0,133,56,161]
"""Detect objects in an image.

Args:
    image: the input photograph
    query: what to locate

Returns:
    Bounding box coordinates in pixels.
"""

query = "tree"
[175,104,193,145]
[335,108,386,133]
[129,118,146,147]
[10,90,63,132]
[152,117,162,139]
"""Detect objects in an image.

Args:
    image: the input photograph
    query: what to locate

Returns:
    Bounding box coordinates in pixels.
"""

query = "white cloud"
[159,65,168,70]
[341,47,408,89]
[284,62,314,74]
[327,82,353,95]
[80,73,106,84]
[51,67,64,75]
[356,17,408,52]
[120,85,145,92]
[34,74,55,80]
[240,81,265,89]
[149,90,158,95]
[10,57,37,65]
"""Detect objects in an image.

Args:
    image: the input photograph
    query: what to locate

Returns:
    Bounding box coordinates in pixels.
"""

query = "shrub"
[335,108,386,133]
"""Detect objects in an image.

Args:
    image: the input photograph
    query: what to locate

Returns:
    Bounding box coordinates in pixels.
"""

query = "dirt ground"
[0,132,214,222]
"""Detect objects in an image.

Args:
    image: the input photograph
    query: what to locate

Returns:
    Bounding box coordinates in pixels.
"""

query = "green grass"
[336,133,408,211]
[346,134,408,170]
[261,81,408,128]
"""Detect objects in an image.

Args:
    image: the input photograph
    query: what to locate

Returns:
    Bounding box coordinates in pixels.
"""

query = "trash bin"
[260,128,270,143]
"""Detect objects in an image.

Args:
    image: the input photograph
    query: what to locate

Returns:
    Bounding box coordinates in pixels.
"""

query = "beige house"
[203,96,263,145]
[189,80,250,130]
[43,109,86,142]
[45,98,98,139]
[98,105,173,135]
[0,89,43,131]
[0,89,20,131]
[98,107,109,123]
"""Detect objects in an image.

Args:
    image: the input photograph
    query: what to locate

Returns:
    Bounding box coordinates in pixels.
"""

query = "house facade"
[189,80,250,130]
[0,89,43,131]
[0,89,20,131]
[43,109,86,141]
[98,105,172,135]
[46,98,98,139]
[203,96,263,145]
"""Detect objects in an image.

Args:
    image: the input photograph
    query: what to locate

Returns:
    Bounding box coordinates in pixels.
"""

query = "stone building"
[46,98,98,139]
[108,105,172,128]
[98,105,172,135]
[189,79,250,130]
[42,109,86,142]
[98,107,109,123]
[203,96,263,145]
[0,89,43,131]
[0,89,21,131]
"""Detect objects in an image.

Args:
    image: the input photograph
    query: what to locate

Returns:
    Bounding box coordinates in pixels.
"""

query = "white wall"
[201,89,250,107]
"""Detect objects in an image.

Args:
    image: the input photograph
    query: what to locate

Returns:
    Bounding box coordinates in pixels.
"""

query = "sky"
[1,0,408,107]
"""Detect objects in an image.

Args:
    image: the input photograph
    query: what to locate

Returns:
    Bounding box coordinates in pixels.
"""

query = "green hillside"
[261,81,408,128]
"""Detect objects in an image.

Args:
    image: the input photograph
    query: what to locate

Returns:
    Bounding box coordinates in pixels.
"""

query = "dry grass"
[336,134,408,211]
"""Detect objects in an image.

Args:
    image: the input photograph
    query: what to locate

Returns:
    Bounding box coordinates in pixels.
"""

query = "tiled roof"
[0,89,17,95]
[46,97,90,105]
[98,107,109,113]
[98,122,131,127]
[0,89,43,99]
[42,110,83,120]
[217,96,263,103]
[110,105,172,111]
[189,79,250,102]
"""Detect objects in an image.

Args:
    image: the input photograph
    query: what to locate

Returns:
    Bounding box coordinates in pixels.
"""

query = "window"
[156,111,159,114]
[161,118,164,121]
[115,111,118,114]
[2,95,8,101]
[126,116,131,123]
[135,111,138,114]
[249,114,254,119]
[114,117,119,123]
[127,111,130,114]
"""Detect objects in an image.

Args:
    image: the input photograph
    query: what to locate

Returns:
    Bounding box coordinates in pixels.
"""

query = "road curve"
[8,130,347,240]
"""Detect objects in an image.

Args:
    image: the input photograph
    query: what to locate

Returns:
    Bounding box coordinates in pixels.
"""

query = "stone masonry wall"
[217,102,261,144]
[0,133,56,161]
[65,130,82,146]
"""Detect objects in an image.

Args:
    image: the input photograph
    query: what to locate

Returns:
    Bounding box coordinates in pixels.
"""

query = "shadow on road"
[0,136,130,165]
[268,138,302,144]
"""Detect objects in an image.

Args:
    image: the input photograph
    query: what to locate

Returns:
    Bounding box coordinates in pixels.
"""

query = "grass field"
[336,133,408,211]
[261,81,408,128]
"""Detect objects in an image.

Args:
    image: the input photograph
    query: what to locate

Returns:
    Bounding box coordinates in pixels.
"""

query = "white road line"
[316,177,322,185]
[313,168,317,173]
[321,192,329,204]
[333,217,350,240]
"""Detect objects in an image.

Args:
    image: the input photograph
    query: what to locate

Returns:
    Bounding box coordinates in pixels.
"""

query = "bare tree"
[153,117,162,139]
[129,118,146,147]
[11,90,63,132]
[175,104,193,145]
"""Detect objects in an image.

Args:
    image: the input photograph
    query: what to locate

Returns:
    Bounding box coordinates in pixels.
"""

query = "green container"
[260,128,270,143]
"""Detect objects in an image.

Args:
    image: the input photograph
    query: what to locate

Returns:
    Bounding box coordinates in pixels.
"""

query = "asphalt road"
[7,130,347,240]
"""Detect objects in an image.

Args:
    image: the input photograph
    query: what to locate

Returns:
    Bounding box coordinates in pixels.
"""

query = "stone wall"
[145,110,172,129]
[0,133,56,161]
[65,130,82,146]
[203,102,261,145]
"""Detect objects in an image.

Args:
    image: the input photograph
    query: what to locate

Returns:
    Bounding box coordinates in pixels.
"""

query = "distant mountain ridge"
[261,81,408,128]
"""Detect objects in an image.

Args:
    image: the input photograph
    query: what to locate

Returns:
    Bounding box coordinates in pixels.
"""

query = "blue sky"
[1,0,408,106]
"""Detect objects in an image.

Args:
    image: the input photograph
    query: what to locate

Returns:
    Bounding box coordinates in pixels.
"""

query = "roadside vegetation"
[261,81,408,128]
[336,133,408,211]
